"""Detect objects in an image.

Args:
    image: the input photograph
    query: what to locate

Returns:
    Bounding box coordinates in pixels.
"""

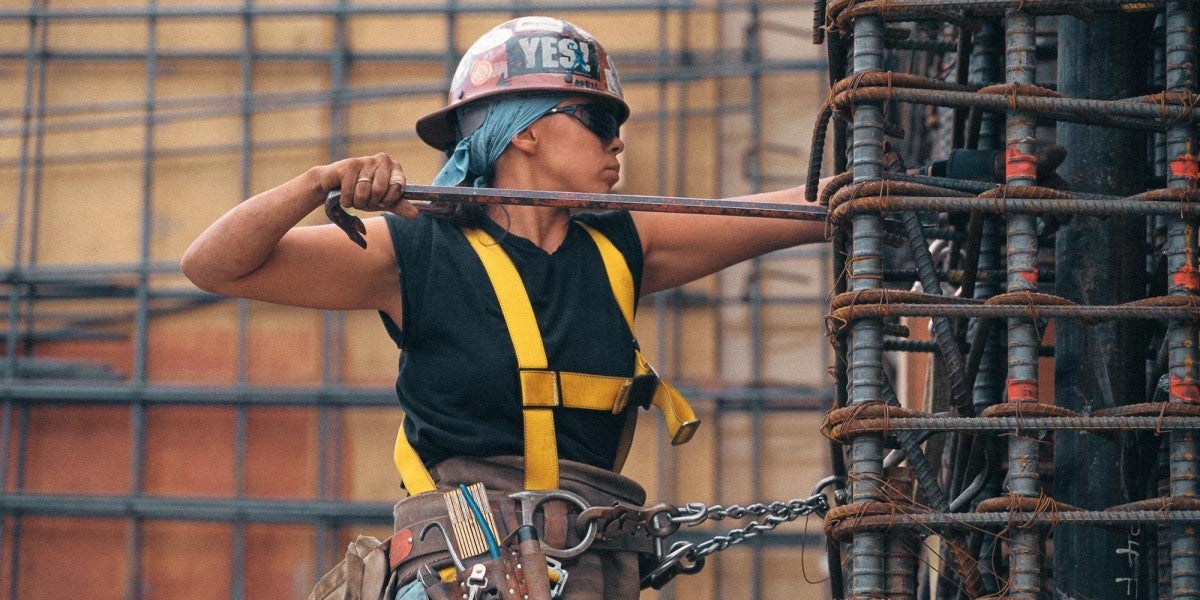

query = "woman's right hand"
[312,152,419,218]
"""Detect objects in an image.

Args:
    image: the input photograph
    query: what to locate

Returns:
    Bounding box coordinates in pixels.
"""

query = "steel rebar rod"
[825,509,1200,533]
[324,185,829,239]
[844,11,890,600]
[0,2,736,20]
[825,415,1200,435]
[902,211,974,416]
[829,194,1200,223]
[1165,3,1200,599]
[1001,9,1047,600]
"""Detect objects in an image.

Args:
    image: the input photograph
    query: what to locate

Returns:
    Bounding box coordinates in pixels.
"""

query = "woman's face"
[526,96,625,193]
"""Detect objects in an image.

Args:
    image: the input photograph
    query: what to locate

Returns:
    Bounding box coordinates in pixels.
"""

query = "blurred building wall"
[0,2,832,599]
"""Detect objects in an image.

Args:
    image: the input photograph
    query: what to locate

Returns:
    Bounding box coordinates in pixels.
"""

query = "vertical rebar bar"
[711,5,728,594]
[231,2,255,598]
[1003,8,1044,600]
[4,3,43,591]
[969,21,1003,152]
[654,6,675,598]
[746,5,767,598]
[885,467,919,600]
[315,0,352,573]
[964,21,1006,597]
[1165,3,1200,600]
[847,11,887,600]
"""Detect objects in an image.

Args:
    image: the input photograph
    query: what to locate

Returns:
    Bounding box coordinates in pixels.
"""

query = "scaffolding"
[0,2,831,600]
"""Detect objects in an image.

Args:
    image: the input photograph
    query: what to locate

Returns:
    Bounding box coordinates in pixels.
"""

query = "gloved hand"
[928,143,1068,189]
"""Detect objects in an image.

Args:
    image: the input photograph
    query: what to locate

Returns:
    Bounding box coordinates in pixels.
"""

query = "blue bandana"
[432,94,564,188]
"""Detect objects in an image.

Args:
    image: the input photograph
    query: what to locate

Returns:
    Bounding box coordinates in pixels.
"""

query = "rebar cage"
[815,1,1200,600]
[0,2,834,600]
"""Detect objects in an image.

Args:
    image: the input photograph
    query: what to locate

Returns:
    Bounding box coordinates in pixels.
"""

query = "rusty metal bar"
[327,184,827,222]
[846,10,889,600]
[1165,3,1200,599]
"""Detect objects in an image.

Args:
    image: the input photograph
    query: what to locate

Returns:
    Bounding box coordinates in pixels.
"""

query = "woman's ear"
[509,123,539,154]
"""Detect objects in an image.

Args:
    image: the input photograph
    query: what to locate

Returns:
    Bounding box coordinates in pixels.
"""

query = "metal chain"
[672,494,831,557]
[641,493,832,589]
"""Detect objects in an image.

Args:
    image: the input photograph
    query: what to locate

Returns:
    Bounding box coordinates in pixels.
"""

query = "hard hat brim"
[416,88,630,152]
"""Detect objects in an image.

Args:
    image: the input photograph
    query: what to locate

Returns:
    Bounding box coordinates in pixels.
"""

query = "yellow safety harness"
[393,222,699,493]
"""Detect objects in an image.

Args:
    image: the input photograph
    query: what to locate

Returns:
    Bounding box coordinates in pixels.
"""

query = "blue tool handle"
[459,483,501,559]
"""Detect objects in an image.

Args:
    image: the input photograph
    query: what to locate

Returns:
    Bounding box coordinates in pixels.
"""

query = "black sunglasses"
[544,103,621,140]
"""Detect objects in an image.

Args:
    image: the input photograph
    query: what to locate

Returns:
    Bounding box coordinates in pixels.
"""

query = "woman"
[182,16,826,599]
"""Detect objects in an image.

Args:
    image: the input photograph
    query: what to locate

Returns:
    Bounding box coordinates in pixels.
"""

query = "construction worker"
[182,16,827,600]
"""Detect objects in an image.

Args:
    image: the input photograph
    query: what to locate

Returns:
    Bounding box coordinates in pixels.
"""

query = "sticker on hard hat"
[605,56,623,97]
[511,16,567,34]
[508,35,600,81]
[469,61,493,86]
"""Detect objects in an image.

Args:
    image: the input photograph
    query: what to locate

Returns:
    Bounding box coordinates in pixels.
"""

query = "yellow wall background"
[0,2,833,599]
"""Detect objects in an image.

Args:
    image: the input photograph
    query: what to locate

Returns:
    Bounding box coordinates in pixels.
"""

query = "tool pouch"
[421,554,551,600]
[308,535,398,600]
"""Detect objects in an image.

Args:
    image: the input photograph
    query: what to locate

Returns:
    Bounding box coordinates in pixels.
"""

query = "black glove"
[929,143,1068,189]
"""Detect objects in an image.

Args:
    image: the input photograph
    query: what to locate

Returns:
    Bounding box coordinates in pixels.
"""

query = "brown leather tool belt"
[387,456,662,585]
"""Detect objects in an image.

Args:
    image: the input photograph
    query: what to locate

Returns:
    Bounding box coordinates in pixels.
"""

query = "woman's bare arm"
[180,153,417,323]
[632,181,830,295]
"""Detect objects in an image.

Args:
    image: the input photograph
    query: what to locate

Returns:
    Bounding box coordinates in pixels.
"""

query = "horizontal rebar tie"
[823,289,1200,334]
[824,0,1170,32]
[822,401,1200,439]
[824,497,1200,539]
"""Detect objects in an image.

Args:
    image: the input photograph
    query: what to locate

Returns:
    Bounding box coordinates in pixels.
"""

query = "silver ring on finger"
[356,177,373,185]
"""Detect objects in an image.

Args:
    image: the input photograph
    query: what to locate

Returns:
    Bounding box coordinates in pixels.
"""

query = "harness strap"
[579,222,699,453]
[392,222,699,494]
[394,414,438,494]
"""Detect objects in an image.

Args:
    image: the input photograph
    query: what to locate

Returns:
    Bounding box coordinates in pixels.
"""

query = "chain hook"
[811,474,847,508]
[668,501,710,526]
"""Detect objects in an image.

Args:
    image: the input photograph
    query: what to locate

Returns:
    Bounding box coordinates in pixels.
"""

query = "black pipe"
[1053,11,1154,600]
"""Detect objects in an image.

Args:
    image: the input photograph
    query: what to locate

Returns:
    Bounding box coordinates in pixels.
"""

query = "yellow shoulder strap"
[393,414,436,494]
[463,227,559,491]
[576,222,635,330]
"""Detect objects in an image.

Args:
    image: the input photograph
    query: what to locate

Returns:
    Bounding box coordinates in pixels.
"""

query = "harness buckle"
[614,371,659,414]
[671,419,700,446]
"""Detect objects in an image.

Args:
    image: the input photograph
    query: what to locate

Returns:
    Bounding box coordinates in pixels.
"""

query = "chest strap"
[393,222,699,494]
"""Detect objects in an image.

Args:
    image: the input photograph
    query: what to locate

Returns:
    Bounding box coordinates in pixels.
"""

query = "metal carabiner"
[811,474,847,507]
[643,503,682,538]
[640,541,701,590]
[464,563,488,600]
[811,474,845,497]
[509,490,598,559]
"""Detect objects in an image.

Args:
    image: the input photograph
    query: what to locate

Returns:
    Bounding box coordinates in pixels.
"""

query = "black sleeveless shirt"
[380,210,644,470]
